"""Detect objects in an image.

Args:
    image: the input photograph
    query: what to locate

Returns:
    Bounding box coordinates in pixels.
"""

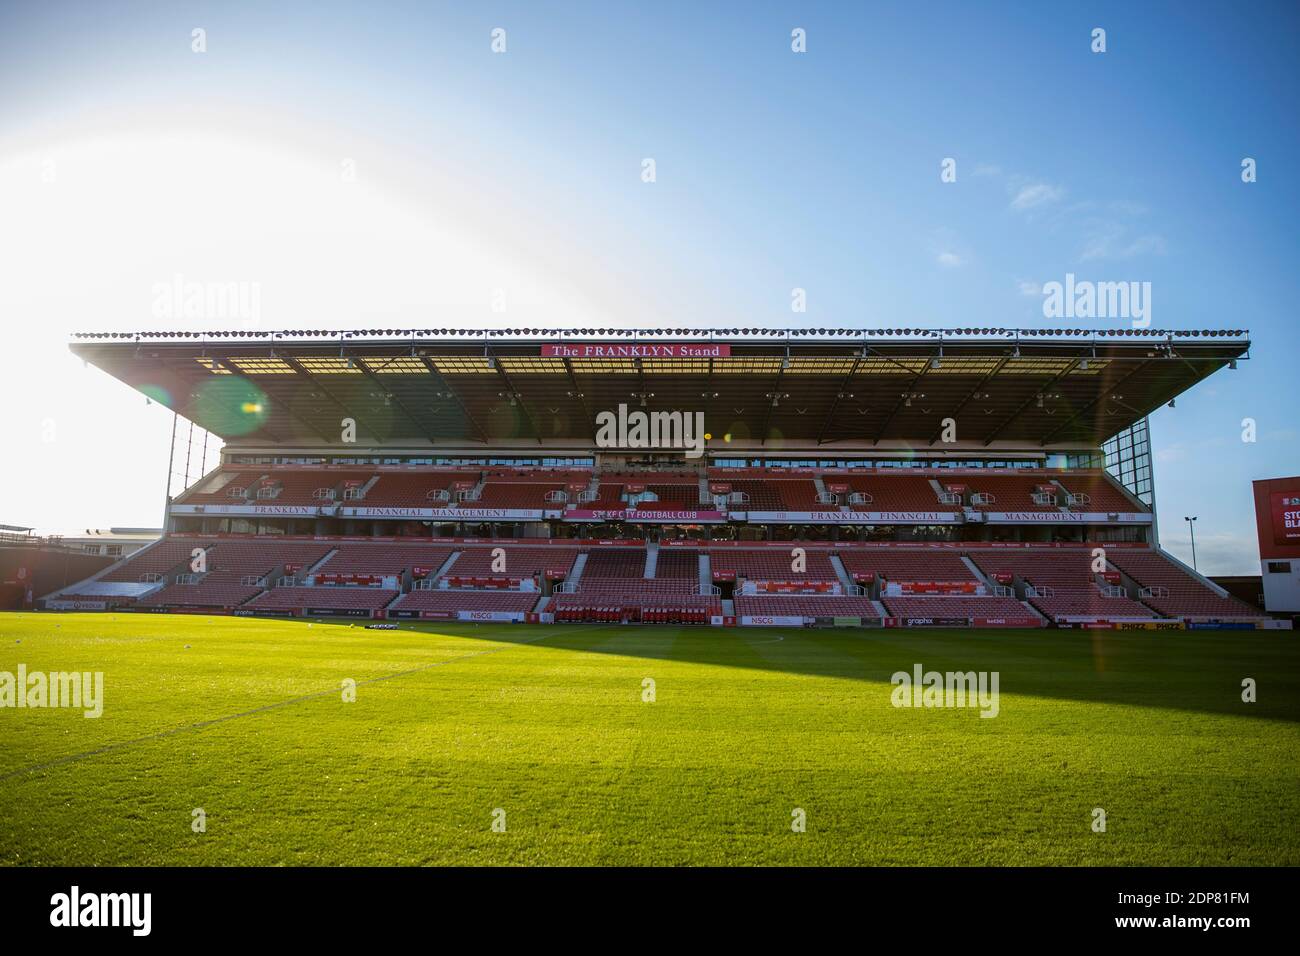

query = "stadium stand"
[97,538,215,582]
[837,550,979,589]
[880,594,1037,622]
[244,587,399,612]
[49,328,1260,630]
[252,470,377,505]
[177,470,266,503]
[472,482,567,509]
[1055,472,1141,512]
[137,570,267,608]
[580,548,648,583]
[843,475,960,512]
[709,547,839,585]
[733,594,881,620]
[389,590,540,615]
[552,592,720,623]
[360,471,479,507]
[443,546,578,582]
[1107,550,1264,619]
[968,549,1156,621]
[960,475,1063,511]
[313,544,453,579]
[654,549,702,587]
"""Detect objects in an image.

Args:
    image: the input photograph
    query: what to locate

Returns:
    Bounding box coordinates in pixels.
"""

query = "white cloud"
[1080,226,1167,261]
[1010,182,1064,210]
[1017,279,1041,296]
[937,251,965,268]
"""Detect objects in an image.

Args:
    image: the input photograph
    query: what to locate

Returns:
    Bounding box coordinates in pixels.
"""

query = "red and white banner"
[982,511,1151,524]
[884,580,980,595]
[541,343,730,359]
[746,510,961,524]
[564,508,724,523]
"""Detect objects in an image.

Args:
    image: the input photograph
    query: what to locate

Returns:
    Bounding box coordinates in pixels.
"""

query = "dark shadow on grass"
[374,619,1300,725]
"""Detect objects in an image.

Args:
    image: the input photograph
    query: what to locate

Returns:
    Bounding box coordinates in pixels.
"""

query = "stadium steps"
[304,549,338,576]
[960,556,995,591]
[871,600,889,618]
[644,542,658,578]
[698,552,712,592]
[534,595,551,613]
[828,554,856,592]
[698,477,711,505]
[926,478,951,503]
[430,551,461,580]
[1020,600,1049,624]
[721,599,735,616]
[567,552,589,588]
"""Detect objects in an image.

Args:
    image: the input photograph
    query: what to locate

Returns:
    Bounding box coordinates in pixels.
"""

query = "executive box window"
[1266,561,1292,574]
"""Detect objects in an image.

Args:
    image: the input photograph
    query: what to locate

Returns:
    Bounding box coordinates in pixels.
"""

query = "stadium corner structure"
[43,328,1285,632]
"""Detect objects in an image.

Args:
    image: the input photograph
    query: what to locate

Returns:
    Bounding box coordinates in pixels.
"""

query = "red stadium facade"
[43,327,1282,629]
[1253,476,1300,614]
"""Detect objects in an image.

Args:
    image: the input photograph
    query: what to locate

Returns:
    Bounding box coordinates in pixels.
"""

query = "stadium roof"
[70,328,1250,450]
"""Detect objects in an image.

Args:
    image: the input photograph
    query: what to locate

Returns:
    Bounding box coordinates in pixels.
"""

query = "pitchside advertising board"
[1253,476,1300,613]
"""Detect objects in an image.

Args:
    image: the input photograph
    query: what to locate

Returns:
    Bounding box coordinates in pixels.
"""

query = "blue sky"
[0,1,1296,572]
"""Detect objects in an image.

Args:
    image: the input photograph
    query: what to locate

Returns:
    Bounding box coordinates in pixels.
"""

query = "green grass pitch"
[0,612,1297,866]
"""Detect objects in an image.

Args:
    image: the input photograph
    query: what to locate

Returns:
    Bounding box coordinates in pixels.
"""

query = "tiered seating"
[580,548,647,583]
[641,482,702,506]
[206,539,333,575]
[1056,472,1142,512]
[709,548,838,584]
[471,482,566,509]
[592,482,624,506]
[837,550,978,587]
[98,538,216,582]
[179,470,265,503]
[139,539,334,607]
[775,480,837,511]
[733,594,881,619]
[1107,550,1262,619]
[843,476,958,512]
[969,549,1154,620]
[360,472,478,507]
[655,550,701,587]
[137,570,265,608]
[255,470,377,504]
[881,595,1034,620]
[552,592,720,624]
[443,546,578,581]
[245,587,398,611]
[389,590,540,614]
[558,546,710,621]
[314,544,453,579]
[962,475,1062,511]
[725,479,782,510]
